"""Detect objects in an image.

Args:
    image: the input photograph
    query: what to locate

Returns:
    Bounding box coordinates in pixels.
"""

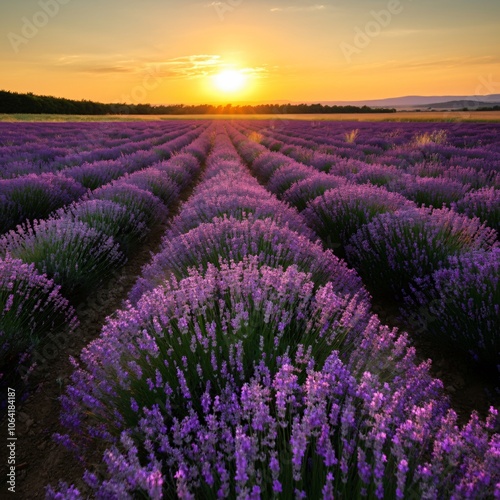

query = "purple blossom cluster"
[56,200,149,256]
[1,125,206,393]
[155,153,201,190]
[345,207,498,298]
[267,162,318,196]
[399,175,470,208]
[0,173,86,234]
[119,168,180,207]
[229,120,500,369]
[282,172,347,212]
[407,248,500,368]
[48,123,500,499]
[351,163,400,187]
[0,254,78,375]
[0,218,126,300]
[455,187,500,235]
[303,184,413,255]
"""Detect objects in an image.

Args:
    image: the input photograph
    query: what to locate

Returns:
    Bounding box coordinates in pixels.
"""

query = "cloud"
[51,53,270,80]
[344,55,500,73]
[270,4,326,12]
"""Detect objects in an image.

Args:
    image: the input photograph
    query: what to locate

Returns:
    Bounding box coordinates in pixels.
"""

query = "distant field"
[1,111,500,122]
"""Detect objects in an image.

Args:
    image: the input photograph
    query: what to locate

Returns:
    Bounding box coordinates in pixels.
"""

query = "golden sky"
[1,0,499,104]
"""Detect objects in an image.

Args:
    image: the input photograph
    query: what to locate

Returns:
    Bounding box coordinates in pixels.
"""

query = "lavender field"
[1,120,499,498]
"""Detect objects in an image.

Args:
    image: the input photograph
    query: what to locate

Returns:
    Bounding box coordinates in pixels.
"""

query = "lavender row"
[234,121,500,251]
[0,121,200,178]
[239,120,500,173]
[235,122,500,233]
[48,125,499,499]
[0,125,207,235]
[0,122,201,180]
[227,123,500,371]
[0,132,209,389]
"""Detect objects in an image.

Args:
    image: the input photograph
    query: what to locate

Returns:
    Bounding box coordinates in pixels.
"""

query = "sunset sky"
[1,0,499,105]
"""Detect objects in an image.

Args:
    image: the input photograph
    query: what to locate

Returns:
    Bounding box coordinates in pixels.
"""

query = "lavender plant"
[251,152,292,182]
[89,183,167,227]
[156,153,200,190]
[0,173,86,234]
[402,176,470,208]
[129,215,368,305]
[282,173,347,212]
[352,164,400,187]
[62,258,370,441]
[120,168,180,207]
[346,207,498,298]
[63,160,129,190]
[0,218,125,300]
[267,163,317,197]
[406,248,500,368]
[303,184,413,255]
[57,200,149,255]
[0,255,78,366]
[454,187,500,235]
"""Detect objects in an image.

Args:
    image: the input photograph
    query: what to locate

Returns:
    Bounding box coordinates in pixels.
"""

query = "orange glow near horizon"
[0,1,499,105]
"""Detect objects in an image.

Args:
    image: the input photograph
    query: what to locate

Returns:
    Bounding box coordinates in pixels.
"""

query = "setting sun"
[213,69,247,94]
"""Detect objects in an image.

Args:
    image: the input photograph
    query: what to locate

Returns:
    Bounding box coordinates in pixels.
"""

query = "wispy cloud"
[152,55,222,78]
[270,4,326,13]
[345,55,500,72]
[51,53,270,79]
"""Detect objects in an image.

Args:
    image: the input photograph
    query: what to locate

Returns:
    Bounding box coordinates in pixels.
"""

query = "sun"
[213,69,247,93]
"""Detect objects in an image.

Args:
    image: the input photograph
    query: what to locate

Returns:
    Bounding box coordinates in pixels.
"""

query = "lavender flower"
[89,183,167,227]
[407,248,500,368]
[0,173,86,234]
[454,187,500,235]
[130,215,368,305]
[0,254,78,369]
[57,199,149,255]
[120,168,180,207]
[282,173,347,212]
[0,218,125,300]
[304,184,413,255]
[346,206,498,298]
[251,152,292,182]
[402,176,470,208]
[267,163,317,197]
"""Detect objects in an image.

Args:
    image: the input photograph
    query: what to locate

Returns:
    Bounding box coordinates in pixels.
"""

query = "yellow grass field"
[1,111,500,122]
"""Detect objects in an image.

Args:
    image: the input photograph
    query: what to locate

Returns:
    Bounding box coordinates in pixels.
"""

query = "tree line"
[0,90,397,115]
